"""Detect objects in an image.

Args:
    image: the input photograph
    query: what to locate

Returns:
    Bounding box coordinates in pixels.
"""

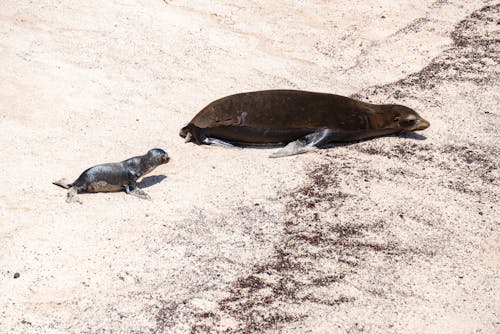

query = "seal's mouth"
[413,119,430,131]
[400,118,430,132]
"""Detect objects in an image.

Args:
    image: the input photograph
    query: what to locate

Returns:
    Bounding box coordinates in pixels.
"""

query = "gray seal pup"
[179,90,430,157]
[53,148,170,203]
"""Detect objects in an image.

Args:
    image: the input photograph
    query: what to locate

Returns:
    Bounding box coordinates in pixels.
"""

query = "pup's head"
[146,148,170,165]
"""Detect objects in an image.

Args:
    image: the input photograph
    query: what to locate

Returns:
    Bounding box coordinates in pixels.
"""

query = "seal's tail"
[52,178,72,189]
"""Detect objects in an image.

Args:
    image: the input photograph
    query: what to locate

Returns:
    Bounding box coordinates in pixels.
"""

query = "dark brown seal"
[179,90,430,157]
[53,148,170,203]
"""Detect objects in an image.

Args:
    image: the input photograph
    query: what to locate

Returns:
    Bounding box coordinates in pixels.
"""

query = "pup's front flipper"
[269,129,332,158]
[125,184,151,200]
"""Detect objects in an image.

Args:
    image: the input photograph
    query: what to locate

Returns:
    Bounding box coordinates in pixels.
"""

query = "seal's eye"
[400,119,417,127]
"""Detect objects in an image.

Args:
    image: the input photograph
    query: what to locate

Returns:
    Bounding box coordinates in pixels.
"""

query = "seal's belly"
[202,125,316,145]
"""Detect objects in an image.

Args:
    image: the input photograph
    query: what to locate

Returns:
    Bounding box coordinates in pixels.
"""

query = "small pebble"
[13,272,20,279]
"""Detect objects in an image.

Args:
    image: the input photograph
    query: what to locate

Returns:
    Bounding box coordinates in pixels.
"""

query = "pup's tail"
[52,178,72,189]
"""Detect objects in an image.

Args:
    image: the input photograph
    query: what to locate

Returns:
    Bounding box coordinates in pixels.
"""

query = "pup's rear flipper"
[53,178,72,189]
[66,186,82,204]
[269,129,332,158]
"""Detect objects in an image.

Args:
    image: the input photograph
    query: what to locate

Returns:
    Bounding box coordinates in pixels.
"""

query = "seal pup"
[53,148,170,203]
[179,90,430,157]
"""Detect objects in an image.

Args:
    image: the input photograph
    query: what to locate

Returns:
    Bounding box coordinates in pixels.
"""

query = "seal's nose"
[417,119,430,131]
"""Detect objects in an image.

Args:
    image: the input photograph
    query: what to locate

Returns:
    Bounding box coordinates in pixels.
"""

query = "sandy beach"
[0,1,498,333]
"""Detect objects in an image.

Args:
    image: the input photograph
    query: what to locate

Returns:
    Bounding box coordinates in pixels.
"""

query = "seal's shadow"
[138,175,167,189]
[212,133,427,151]
[322,133,428,149]
[398,132,427,140]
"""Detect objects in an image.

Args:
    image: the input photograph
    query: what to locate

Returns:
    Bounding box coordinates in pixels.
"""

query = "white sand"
[0,1,498,333]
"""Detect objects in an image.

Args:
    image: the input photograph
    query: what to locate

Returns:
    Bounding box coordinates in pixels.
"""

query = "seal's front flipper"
[125,184,151,200]
[269,140,317,158]
[269,129,331,158]
[202,137,239,148]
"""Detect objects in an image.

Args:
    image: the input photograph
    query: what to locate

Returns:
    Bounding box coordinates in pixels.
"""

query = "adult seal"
[179,90,430,157]
[53,148,170,203]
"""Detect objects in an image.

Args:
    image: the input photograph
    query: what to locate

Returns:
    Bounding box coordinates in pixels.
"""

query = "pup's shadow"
[138,175,167,189]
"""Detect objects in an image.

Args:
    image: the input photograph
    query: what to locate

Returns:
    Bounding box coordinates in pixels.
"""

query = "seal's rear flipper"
[53,178,72,189]
[184,132,193,143]
[203,137,239,148]
[269,129,331,158]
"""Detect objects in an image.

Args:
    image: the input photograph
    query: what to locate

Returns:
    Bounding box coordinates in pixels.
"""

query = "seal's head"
[382,105,430,132]
[146,148,170,165]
